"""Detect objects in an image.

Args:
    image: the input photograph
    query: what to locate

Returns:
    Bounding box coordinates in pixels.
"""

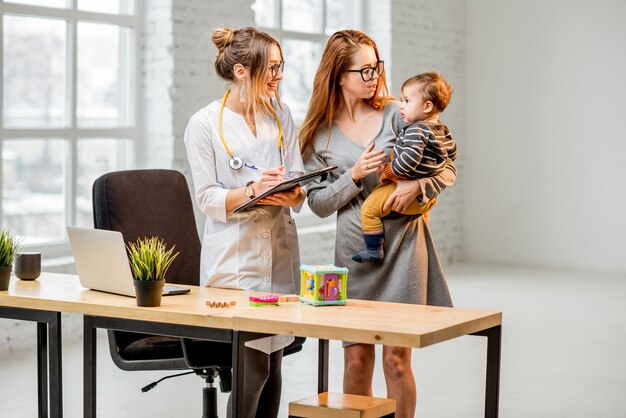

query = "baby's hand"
[378,169,389,184]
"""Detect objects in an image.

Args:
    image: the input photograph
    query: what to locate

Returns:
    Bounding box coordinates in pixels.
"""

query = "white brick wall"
[141,0,175,168]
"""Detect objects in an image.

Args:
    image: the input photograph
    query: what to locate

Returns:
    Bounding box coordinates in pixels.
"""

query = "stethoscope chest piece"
[229,156,244,170]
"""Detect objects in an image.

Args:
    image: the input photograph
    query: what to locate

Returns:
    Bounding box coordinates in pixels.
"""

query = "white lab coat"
[184,97,304,353]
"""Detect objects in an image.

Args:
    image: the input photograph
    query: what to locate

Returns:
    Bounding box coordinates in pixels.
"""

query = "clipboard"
[233,165,337,213]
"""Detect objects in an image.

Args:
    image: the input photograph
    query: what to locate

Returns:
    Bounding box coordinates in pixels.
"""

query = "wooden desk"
[233,297,502,412]
[1,273,502,418]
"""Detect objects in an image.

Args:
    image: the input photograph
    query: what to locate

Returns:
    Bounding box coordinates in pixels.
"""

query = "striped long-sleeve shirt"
[382,120,457,181]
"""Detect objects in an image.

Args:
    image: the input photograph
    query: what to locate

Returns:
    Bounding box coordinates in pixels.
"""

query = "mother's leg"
[343,343,375,395]
[383,345,416,418]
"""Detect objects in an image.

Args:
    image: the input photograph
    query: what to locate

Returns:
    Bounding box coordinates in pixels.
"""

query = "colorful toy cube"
[300,264,348,306]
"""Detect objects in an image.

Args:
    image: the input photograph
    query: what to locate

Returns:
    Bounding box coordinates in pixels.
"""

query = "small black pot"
[0,265,12,291]
[133,279,164,307]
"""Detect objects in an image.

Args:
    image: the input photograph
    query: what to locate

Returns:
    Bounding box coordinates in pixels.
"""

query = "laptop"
[67,226,191,297]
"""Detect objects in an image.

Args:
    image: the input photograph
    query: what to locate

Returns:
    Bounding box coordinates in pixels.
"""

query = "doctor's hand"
[255,165,286,194]
[258,185,305,207]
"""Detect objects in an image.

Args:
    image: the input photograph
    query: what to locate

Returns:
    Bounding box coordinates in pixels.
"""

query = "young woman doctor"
[184,27,305,418]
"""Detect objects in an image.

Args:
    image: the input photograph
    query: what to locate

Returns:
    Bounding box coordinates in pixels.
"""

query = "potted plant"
[0,229,22,291]
[126,237,179,307]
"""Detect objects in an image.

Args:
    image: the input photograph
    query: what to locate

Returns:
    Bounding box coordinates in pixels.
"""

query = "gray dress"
[304,101,454,306]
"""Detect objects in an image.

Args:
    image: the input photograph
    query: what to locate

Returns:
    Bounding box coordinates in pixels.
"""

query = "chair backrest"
[92,169,201,286]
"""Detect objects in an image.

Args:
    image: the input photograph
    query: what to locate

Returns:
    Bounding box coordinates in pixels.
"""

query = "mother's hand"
[351,143,386,182]
[382,179,423,213]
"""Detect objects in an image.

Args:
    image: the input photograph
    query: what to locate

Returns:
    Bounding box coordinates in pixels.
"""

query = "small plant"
[126,237,179,281]
[0,228,22,267]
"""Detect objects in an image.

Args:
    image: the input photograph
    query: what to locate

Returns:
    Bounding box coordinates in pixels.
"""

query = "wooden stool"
[289,392,396,418]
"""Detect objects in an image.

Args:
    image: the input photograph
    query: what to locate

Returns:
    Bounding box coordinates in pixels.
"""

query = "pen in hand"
[243,162,265,171]
[258,165,286,190]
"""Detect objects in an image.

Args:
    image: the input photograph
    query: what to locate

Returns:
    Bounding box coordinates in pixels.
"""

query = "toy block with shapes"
[300,264,348,306]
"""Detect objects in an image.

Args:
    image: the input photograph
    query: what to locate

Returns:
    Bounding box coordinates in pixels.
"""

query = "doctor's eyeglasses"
[347,60,384,82]
[269,61,285,79]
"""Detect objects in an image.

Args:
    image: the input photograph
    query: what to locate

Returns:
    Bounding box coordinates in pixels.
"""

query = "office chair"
[92,169,305,417]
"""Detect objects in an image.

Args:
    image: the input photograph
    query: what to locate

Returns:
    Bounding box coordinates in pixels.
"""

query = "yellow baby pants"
[361,182,436,232]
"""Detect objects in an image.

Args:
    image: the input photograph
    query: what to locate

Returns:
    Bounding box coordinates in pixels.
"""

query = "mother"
[300,30,455,417]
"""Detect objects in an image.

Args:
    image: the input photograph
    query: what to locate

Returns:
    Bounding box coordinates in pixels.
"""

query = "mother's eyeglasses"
[347,60,384,82]
[269,61,285,78]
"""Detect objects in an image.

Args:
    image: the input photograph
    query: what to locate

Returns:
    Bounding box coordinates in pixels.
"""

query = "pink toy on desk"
[249,294,279,307]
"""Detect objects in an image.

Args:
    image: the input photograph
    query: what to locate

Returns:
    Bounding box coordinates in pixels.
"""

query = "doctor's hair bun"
[211,27,277,82]
[212,28,237,53]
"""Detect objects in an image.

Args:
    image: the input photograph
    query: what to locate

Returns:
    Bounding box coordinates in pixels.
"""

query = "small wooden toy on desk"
[300,264,348,306]
[249,294,279,307]
[205,299,236,308]
[279,294,300,303]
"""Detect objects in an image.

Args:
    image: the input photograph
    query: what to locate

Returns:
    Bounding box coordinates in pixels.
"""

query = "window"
[1,1,138,250]
[253,0,362,124]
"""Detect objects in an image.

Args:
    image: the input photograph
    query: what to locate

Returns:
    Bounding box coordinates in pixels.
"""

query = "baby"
[353,72,457,263]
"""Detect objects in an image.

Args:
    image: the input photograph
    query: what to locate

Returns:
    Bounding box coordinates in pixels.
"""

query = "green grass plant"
[0,229,22,267]
[126,237,179,281]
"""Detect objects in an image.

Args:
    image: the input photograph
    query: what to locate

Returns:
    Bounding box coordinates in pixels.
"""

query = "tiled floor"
[1,263,625,417]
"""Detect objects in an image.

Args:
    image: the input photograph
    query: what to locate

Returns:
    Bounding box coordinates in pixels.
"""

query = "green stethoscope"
[218,89,285,170]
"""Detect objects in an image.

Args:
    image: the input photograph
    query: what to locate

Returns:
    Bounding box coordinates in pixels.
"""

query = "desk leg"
[232,331,245,418]
[83,316,97,418]
[473,325,501,418]
[0,307,62,418]
[37,322,49,418]
[49,312,63,418]
[318,339,329,393]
